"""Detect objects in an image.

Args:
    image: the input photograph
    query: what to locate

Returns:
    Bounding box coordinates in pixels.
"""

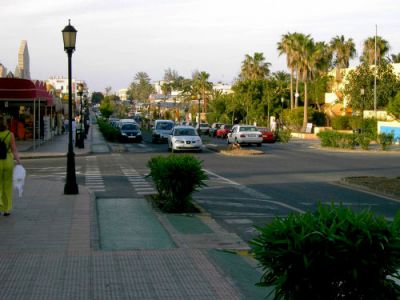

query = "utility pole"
[374,24,377,118]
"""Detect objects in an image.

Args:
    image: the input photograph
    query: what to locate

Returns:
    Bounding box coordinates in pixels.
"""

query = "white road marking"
[203,168,305,213]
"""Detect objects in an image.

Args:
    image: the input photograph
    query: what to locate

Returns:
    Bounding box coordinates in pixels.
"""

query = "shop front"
[0,78,59,150]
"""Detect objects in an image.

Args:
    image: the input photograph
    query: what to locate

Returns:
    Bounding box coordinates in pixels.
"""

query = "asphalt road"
[23,136,400,242]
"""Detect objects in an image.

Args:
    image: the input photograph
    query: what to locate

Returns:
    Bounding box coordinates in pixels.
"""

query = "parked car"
[168,125,203,153]
[108,117,120,128]
[118,122,142,142]
[209,123,223,137]
[196,123,210,135]
[227,125,263,146]
[216,124,233,138]
[257,127,276,143]
[152,119,175,143]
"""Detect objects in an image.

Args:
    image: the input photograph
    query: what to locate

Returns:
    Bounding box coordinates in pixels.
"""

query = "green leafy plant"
[356,133,372,150]
[331,116,351,130]
[317,131,350,148]
[97,117,119,141]
[147,155,208,213]
[378,132,394,150]
[251,203,400,300]
[275,128,292,143]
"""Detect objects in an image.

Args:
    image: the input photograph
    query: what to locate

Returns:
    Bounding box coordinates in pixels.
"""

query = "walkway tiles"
[97,198,175,250]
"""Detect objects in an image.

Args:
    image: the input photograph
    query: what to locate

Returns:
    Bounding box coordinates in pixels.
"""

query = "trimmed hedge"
[147,155,208,213]
[97,117,120,141]
[251,203,400,299]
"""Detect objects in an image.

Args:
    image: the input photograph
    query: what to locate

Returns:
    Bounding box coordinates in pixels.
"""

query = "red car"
[216,124,233,138]
[257,127,276,143]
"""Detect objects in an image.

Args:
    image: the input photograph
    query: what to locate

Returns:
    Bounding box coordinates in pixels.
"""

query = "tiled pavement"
[1,126,266,300]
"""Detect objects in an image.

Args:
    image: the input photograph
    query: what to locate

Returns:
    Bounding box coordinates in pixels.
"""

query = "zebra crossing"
[85,156,105,192]
[83,154,156,195]
[120,166,156,196]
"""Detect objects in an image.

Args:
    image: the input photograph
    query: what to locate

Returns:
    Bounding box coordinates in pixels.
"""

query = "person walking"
[0,115,21,216]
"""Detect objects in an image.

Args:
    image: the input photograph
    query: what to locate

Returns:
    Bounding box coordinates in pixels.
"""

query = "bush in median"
[250,203,400,299]
[147,155,208,213]
[378,132,394,150]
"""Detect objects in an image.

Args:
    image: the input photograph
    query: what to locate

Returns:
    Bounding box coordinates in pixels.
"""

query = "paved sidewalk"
[1,126,267,300]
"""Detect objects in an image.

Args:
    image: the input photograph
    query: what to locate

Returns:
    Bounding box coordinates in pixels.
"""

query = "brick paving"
[0,128,252,300]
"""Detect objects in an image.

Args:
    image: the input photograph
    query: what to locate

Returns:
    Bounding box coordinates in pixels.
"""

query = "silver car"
[152,119,174,143]
[227,125,263,147]
[168,126,203,153]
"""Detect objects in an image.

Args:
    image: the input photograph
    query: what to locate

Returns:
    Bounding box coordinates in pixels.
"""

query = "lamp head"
[62,19,77,52]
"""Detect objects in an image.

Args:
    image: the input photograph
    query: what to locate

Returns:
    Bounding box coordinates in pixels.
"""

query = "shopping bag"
[13,165,26,198]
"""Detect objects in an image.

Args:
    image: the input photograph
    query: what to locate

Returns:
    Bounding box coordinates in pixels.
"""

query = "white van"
[152,119,174,143]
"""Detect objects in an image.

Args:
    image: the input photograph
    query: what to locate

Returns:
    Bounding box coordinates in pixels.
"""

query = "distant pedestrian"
[71,119,76,145]
[63,117,68,134]
[0,115,21,216]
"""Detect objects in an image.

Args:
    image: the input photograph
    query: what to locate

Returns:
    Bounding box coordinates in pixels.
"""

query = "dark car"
[257,127,276,143]
[209,123,223,137]
[118,123,142,142]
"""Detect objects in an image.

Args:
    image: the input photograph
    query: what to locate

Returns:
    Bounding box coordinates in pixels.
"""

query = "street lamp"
[62,19,79,195]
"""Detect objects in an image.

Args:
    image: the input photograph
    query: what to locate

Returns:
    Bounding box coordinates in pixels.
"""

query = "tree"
[387,91,400,119]
[297,38,331,130]
[360,36,390,65]
[192,71,212,115]
[99,97,114,119]
[330,35,356,82]
[239,52,271,81]
[390,53,400,63]
[127,72,155,102]
[91,92,104,105]
[343,62,400,113]
[163,68,180,82]
[278,33,298,109]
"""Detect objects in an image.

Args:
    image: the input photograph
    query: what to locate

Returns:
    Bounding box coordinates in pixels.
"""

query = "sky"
[1,0,400,93]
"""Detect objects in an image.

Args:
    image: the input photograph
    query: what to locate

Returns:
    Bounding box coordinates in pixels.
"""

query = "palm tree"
[297,37,331,131]
[360,36,390,65]
[330,35,356,82]
[240,52,271,81]
[193,71,212,115]
[291,33,312,108]
[390,53,400,63]
[278,33,297,109]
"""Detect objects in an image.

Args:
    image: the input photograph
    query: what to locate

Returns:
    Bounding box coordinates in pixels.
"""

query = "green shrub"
[282,107,304,131]
[97,118,120,141]
[331,116,351,130]
[361,118,378,139]
[356,133,372,150]
[337,132,357,149]
[275,128,291,143]
[378,132,394,150]
[317,131,341,148]
[147,155,208,213]
[311,111,327,127]
[251,203,400,300]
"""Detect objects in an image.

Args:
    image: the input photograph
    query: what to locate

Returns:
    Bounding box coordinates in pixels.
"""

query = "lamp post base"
[64,151,79,195]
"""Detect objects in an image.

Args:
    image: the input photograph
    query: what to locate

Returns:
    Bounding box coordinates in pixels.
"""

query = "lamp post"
[62,19,79,195]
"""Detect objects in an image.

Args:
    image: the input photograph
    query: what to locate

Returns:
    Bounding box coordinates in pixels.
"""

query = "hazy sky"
[1,0,399,92]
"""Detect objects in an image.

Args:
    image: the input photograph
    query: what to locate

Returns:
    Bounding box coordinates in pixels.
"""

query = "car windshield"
[122,124,138,130]
[240,126,258,132]
[174,128,197,136]
[156,122,173,130]
[200,123,209,128]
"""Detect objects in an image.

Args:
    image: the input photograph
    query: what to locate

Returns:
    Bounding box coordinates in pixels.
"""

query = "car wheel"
[257,143,262,147]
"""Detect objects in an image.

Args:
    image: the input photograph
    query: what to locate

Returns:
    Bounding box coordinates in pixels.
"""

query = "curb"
[337,178,400,201]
